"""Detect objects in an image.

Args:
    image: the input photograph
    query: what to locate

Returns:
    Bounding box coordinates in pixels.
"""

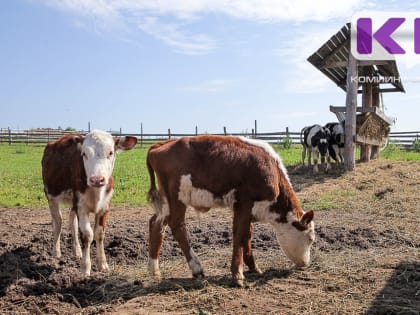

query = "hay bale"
[356,113,390,142]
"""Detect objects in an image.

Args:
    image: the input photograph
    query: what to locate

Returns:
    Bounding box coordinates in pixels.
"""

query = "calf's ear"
[300,210,314,225]
[73,135,84,151]
[115,136,137,151]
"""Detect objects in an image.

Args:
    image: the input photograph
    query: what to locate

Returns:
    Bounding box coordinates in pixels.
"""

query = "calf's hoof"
[98,262,109,272]
[249,267,263,275]
[233,278,245,287]
[193,271,205,279]
[52,250,62,258]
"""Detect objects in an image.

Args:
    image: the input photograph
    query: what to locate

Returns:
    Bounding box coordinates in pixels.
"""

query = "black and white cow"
[325,122,345,164]
[301,125,331,172]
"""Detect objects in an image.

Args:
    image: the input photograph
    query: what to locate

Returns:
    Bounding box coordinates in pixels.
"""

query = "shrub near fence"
[1,128,419,149]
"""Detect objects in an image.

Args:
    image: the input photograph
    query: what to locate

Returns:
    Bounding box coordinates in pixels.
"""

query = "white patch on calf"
[78,186,112,214]
[238,136,291,185]
[251,199,279,223]
[179,174,236,210]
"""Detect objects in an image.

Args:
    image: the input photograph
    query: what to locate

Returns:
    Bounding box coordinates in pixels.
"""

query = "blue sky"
[1,0,420,134]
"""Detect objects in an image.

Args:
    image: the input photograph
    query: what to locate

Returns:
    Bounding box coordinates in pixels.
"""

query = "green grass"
[380,142,420,161]
[0,142,419,208]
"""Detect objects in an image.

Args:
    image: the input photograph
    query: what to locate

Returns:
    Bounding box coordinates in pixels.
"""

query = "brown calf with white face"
[147,135,315,287]
[42,130,137,275]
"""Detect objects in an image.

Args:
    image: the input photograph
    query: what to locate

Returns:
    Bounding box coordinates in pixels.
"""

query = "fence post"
[140,123,143,148]
[254,120,258,137]
[8,127,11,145]
[26,130,29,145]
[223,127,227,135]
[195,126,198,136]
[252,129,255,138]
[168,129,171,139]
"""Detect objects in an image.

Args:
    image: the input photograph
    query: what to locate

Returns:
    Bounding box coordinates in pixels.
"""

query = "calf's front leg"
[94,210,110,272]
[78,209,93,276]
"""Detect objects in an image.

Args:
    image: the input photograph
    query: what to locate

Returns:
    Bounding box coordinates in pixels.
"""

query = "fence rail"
[0,128,419,149]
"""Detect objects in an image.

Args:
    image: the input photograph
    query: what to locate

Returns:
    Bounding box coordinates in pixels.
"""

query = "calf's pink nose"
[89,176,106,187]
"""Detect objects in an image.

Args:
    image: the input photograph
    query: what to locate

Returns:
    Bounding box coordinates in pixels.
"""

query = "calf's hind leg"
[168,199,204,279]
[148,213,168,276]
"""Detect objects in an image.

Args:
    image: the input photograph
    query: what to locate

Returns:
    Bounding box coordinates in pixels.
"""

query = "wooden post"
[254,120,258,137]
[168,129,171,139]
[140,123,143,148]
[344,53,358,171]
[195,126,198,136]
[119,128,122,135]
[223,126,227,135]
[370,84,380,159]
[8,127,11,145]
[360,67,373,162]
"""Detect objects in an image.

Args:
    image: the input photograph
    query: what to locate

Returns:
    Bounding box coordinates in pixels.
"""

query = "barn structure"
[307,23,405,171]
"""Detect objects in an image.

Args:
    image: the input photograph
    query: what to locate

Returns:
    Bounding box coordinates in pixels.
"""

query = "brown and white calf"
[146,135,315,286]
[42,130,137,275]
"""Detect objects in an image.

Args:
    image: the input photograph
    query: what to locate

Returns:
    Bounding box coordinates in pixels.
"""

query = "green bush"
[413,139,420,152]
[280,135,292,149]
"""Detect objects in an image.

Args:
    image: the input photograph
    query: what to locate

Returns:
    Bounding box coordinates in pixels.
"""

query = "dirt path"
[0,160,419,314]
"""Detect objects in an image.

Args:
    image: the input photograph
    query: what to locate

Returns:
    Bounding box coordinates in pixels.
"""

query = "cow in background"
[325,122,345,164]
[301,124,331,172]
[42,130,137,275]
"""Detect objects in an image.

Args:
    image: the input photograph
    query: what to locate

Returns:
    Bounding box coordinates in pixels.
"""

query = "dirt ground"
[0,160,419,314]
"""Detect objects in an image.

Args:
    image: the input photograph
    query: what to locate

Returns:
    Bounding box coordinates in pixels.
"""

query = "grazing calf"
[301,124,331,172]
[146,135,315,287]
[42,130,137,275]
[325,122,345,164]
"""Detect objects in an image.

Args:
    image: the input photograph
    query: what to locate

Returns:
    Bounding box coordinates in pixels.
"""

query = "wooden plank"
[330,106,376,113]
[355,135,384,146]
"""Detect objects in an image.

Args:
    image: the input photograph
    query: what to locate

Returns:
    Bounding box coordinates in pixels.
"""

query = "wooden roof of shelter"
[307,23,405,93]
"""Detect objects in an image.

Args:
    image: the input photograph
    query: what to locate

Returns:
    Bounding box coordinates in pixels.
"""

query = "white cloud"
[40,0,365,22]
[176,79,235,93]
[137,17,215,55]
[38,0,366,54]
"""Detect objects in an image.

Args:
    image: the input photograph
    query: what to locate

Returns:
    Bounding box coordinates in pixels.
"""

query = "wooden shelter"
[307,23,405,171]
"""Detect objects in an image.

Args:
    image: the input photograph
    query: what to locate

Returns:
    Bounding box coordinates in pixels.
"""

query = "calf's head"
[275,210,315,267]
[79,130,137,187]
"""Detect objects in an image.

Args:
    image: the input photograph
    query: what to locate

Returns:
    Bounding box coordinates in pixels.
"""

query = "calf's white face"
[274,211,315,267]
[80,130,137,187]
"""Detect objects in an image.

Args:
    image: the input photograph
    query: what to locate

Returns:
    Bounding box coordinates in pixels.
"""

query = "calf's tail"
[146,146,163,212]
[300,127,307,145]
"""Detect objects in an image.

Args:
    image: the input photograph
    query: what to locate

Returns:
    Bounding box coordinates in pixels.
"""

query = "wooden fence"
[0,127,419,149]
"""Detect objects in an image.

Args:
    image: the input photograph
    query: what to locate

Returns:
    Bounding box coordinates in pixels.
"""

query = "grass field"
[0,142,419,208]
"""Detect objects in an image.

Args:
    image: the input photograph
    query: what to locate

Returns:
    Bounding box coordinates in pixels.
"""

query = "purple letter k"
[357,17,405,54]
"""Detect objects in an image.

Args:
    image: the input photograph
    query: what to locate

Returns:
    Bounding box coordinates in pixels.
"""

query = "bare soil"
[0,160,419,314]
